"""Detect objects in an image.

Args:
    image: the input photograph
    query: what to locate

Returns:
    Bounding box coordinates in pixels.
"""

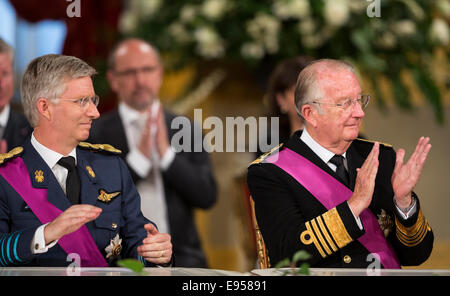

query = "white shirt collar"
[118,102,144,127]
[300,128,347,165]
[31,132,77,169]
[0,104,10,128]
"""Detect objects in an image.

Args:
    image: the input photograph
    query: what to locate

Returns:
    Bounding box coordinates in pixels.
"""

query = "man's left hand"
[137,223,172,264]
[391,137,431,208]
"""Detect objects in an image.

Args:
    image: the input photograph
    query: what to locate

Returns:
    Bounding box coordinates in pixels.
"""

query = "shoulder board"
[250,144,283,166]
[355,138,392,148]
[0,147,24,165]
[78,142,122,155]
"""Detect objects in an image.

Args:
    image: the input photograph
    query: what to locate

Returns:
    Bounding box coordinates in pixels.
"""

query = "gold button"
[343,255,351,264]
[111,223,118,229]
[34,243,40,250]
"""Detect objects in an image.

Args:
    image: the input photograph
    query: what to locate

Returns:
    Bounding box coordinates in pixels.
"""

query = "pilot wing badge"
[97,189,120,204]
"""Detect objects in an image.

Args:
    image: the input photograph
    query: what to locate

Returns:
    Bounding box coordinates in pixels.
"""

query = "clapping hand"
[392,137,431,208]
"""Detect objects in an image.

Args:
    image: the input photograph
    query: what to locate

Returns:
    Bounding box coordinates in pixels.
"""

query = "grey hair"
[21,54,97,127]
[0,37,14,63]
[107,38,162,71]
[294,59,355,122]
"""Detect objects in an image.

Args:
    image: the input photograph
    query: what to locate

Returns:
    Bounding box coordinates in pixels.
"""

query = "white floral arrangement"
[119,0,449,122]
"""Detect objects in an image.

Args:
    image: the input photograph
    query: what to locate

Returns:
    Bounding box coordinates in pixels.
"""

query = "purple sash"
[266,148,400,269]
[0,157,108,267]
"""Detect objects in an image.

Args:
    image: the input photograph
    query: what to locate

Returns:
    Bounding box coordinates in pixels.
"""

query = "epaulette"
[78,142,122,155]
[250,144,283,166]
[355,138,392,148]
[0,147,24,165]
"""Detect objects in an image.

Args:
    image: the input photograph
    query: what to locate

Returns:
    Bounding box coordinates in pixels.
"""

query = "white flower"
[136,0,162,17]
[247,13,280,39]
[180,4,198,23]
[298,18,317,35]
[377,31,397,49]
[436,0,450,17]
[348,0,366,13]
[392,20,416,37]
[119,11,138,34]
[169,22,191,44]
[201,0,231,20]
[194,26,225,58]
[246,13,280,54]
[323,0,350,27]
[302,35,324,49]
[105,234,122,259]
[430,18,449,45]
[241,42,265,59]
[272,0,310,20]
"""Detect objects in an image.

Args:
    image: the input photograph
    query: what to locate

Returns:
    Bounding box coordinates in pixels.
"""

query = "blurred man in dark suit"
[0,38,32,153]
[89,39,217,267]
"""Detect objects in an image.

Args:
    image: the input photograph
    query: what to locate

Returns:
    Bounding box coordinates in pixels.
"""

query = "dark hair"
[265,56,313,139]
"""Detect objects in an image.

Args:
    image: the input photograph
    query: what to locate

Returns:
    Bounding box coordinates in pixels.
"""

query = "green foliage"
[274,250,312,276]
[117,259,148,276]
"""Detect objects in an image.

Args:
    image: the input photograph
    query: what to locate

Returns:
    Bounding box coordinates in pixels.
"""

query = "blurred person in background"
[0,37,32,153]
[89,38,217,267]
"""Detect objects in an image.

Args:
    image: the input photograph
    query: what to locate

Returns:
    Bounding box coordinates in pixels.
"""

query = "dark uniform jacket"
[0,138,155,267]
[2,108,32,150]
[89,108,217,267]
[247,130,433,268]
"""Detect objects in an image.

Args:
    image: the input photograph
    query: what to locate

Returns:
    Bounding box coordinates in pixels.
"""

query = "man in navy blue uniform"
[0,54,172,267]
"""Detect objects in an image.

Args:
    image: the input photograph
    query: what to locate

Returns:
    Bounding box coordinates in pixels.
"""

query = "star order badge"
[34,170,44,183]
[377,209,393,238]
[97,189,120,204]
[105,234,122,260]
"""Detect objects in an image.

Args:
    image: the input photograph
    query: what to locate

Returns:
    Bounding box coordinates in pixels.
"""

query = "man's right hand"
[44,205,102,245]
[348,142,380,217]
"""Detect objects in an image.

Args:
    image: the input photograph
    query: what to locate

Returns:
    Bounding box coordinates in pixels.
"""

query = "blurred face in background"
[0,53,14,112]
[108,40,163,111]
[276,85,298,120]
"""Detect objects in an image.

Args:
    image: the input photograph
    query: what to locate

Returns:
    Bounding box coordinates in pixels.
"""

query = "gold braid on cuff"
[395,209,431,247]
[300,207,352,258]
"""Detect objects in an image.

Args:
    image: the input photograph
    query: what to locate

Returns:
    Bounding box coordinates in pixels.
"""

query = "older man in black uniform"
[247,59,433,269]
[0,54,172,267]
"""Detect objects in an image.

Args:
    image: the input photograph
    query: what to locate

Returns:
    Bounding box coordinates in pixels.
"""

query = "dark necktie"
[57,156,80,204]
[329,155,350,186]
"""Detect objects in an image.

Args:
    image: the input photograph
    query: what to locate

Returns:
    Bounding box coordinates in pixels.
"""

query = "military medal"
[97,189,120,204]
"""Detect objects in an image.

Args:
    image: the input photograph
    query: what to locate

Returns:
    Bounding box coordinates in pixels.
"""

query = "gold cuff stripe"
[310,219,332,256]
[396,226,428,247]
[316,215,338,252]
[395,209,431,247]
[303,221,326,258]
[322,207,353,248]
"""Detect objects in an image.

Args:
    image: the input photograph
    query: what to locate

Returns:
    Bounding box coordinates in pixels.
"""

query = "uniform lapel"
[346,142,366,191]
[22,140,71,211]
[76,148,101,206]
